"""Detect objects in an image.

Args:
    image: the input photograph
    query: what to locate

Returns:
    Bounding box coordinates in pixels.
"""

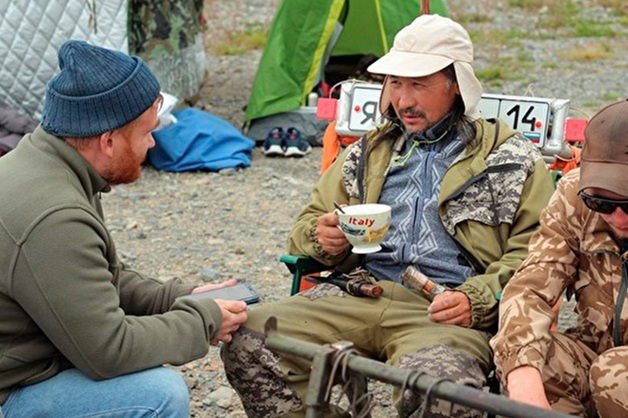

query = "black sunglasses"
[579,191,628,215]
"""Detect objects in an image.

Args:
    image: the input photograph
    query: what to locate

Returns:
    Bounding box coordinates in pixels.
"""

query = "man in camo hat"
[492,99,628,418]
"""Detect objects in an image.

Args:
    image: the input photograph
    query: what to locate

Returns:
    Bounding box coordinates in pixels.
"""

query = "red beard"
[106,139,145,185]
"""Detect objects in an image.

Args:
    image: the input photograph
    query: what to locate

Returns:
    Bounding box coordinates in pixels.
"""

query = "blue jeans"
[1,367,189,418]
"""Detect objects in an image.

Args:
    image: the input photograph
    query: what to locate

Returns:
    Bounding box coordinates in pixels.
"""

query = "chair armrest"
[280,254,329,295]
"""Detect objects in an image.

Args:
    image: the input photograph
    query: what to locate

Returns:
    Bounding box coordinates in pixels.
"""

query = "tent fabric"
[149,108,256,172]
[244,0,448,125]
[0,0,128,118]
[0,0,206,120]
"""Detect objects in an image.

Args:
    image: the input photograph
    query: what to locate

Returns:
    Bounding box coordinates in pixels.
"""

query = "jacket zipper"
[487,163,522,173]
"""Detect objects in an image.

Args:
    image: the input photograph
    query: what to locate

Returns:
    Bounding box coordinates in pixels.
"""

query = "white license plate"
[347,84,383,132]
[477,94,552,147]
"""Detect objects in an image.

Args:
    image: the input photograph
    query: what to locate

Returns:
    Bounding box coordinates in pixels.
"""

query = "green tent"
[244,0,448,126]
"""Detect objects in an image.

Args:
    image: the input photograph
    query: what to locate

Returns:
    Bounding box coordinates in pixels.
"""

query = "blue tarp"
[148,108,255,172]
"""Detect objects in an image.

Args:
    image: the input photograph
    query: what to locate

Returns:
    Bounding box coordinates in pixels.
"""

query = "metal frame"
[265,317,574,418]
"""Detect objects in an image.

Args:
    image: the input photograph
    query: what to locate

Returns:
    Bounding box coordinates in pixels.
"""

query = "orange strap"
[548,145,581,175]
[562,145,581,174]
[320,121,360,174]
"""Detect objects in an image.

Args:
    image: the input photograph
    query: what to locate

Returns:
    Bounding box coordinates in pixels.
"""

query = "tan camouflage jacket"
[491,169,628,378]
[288,118,554,331]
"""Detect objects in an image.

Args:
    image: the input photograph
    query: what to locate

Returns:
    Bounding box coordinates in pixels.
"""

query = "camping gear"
[0,0,206,119]
[148,108,255,172]
[244,0,448,144]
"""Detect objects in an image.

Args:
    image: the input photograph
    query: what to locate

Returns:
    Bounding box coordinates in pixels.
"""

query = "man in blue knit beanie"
[0,40,247,417]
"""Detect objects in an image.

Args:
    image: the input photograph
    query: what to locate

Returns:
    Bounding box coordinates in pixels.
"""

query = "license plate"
[477,94,552,147]
[347,84,383,132]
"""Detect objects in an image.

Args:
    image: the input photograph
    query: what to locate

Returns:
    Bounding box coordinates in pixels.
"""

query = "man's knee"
[139,367,190,417]
[221,326,273,380]
[396,344,486,418]
[590,347,628,418]
[221,327,303,418]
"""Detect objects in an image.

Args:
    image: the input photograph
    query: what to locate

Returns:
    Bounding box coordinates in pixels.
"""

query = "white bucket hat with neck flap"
[367,14,483,121]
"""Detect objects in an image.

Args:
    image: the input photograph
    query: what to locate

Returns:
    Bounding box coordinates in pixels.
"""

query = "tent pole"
[421,0,430,14]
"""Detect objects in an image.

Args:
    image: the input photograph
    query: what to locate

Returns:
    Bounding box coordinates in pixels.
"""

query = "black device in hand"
[180,280,261,305]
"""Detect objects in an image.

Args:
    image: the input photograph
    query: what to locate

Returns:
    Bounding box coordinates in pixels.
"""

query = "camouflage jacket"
[288,118,554,330]
[492,169,628,377]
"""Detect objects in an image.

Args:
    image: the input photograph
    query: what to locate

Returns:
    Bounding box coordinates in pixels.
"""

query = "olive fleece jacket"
[288,118,555,331]
[0,127,223,404]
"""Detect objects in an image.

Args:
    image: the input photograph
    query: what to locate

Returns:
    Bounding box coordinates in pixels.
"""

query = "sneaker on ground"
[284,127,312,157]
[263,127,286,157]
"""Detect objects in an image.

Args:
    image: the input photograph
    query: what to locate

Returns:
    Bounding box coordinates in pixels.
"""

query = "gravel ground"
[102,1,627,416]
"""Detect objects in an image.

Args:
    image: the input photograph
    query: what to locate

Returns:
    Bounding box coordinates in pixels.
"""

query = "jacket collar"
[29,126,111,197]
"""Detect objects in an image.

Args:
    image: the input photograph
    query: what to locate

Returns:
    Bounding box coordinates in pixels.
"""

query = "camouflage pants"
[516,332,628,418]
[221,281,492,418]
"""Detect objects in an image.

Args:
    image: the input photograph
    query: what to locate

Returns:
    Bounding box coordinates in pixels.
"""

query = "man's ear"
[98,131,115,157]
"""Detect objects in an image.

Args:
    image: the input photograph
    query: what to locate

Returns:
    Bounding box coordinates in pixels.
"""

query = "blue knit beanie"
[41,40,161,138]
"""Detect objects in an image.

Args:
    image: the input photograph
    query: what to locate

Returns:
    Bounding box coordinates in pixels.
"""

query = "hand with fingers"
[427,290,472,327]
[316,211,351,256]
[210,299,248,345]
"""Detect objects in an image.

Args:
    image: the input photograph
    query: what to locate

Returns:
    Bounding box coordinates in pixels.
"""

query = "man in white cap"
[222,14,554,417]
[492,99,628,418]
[0,40,247,417]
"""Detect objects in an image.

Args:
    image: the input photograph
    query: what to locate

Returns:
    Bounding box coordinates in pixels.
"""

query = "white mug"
[337,204,392,253]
